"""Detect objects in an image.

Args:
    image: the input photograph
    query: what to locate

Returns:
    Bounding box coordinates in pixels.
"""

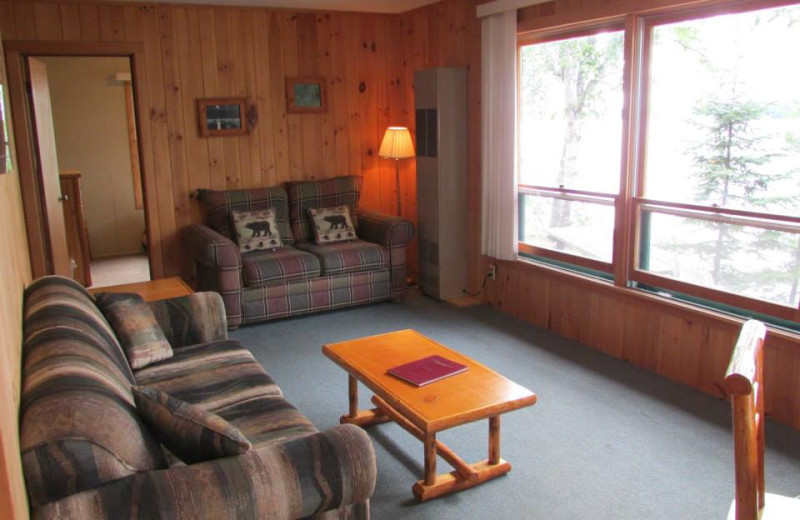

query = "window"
[518,29,624,271]
[517,1,800,323]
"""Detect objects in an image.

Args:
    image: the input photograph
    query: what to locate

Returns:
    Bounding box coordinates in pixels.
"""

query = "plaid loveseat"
[183,176,415,329]
[21,276,376,519]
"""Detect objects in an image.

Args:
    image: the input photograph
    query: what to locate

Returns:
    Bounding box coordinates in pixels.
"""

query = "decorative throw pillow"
[132,386,252,464]
[95,292,173,369]
[309,205,357,244]
[231,208,282,253]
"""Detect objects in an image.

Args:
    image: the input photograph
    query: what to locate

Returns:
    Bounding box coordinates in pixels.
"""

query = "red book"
[387,355,468,387]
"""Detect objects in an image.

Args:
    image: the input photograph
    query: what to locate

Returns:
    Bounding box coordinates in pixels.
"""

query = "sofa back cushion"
[20,276,167,507]
[286,175,363,243]
[198,186,294,245]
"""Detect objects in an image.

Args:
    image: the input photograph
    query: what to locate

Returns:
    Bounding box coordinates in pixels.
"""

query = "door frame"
[4,41,157,280]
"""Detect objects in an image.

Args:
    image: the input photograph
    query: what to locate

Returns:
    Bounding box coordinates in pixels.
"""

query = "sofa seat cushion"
[241,247,321,288]
[213,395,318,449]
[134,340,282,410]
[295,240,389,276]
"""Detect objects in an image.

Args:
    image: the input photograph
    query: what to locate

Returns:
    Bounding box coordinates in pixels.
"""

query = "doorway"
[38,56,150,287]
[5,41,154,287]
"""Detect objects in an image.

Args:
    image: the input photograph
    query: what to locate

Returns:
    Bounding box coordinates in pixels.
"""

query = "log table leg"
[489,416,500,464]
[423,433,437,486]
[339,375,391,427]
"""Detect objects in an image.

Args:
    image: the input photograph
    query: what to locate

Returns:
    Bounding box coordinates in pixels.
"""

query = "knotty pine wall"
[0,0,417,280]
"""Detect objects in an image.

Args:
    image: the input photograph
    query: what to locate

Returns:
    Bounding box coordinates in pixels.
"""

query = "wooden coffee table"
[323,329,537,501]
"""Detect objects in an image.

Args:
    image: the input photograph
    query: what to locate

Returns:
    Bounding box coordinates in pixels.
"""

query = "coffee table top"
[323,329,537,433]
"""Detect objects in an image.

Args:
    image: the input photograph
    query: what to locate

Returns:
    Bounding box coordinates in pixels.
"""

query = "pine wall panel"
[0,0,410,280]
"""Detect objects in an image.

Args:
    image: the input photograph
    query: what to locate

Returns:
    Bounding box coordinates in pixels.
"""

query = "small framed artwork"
[285,76,327,114]
[197,97,248,137]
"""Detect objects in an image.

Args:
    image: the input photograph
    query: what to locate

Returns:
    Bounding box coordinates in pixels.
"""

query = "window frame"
[516,0,800,324]
[516,23,627,276]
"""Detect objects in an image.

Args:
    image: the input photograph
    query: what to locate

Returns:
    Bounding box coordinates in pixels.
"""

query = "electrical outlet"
[487,264,496,280]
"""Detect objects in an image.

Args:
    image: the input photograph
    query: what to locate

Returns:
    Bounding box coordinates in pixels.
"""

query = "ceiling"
[109,0,441,14]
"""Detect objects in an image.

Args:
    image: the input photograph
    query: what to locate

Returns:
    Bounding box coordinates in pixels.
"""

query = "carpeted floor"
[232,289,800,520]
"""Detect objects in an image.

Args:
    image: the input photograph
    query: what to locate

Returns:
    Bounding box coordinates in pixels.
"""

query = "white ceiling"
[111,0,441,14]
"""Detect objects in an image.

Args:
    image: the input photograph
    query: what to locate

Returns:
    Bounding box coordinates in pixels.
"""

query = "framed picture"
[197,97,248,137]
[285,76,327,114]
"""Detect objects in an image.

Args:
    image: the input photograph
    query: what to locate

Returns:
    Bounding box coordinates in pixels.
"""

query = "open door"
[27,57,70,277]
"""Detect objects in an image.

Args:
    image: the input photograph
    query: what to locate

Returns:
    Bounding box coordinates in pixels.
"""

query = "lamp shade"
[379,127,415,159]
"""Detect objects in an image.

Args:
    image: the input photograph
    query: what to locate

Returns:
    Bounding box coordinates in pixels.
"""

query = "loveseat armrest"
[33,424,376,520]
[357,210,415,248]
[182,224,241,269]
[148,292,228,348]
[181,224,244,329]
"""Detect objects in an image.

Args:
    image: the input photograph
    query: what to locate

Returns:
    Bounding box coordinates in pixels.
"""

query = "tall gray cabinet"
[414,67,468,301]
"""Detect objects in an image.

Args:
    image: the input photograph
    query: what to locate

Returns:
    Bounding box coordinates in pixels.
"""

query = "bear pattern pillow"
[231,208,282,253]
[309,205,357,244]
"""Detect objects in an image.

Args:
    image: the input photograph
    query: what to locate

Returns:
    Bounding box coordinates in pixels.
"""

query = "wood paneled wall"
[0,27,32,520]
[0,0,415,280]
[484,258,800,429]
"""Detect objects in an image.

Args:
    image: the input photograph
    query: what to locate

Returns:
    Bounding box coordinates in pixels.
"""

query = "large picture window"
[518,29,624,270]
[517,1,800,324]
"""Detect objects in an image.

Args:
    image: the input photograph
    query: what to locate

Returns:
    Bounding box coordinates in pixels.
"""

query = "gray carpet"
[232,289,800,519]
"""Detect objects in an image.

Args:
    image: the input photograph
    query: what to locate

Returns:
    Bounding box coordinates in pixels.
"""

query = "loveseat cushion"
[295,240,389,276]
[21,276,167,507]
[134,340,283,410]
[133,386,252,464]
[242,247,321,287]
[286,175,362,243]
[198,186,294,245]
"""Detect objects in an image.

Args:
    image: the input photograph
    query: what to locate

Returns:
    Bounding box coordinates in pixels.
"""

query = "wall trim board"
[4,40,158,278]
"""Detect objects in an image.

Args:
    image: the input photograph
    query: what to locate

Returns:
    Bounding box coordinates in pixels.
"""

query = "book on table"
[387,355,468,386]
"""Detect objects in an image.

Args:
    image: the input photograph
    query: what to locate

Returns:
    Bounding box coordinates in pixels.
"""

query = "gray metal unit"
[414,67,468,301]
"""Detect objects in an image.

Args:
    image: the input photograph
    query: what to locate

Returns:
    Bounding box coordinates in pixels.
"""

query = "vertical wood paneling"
[78,3,99,41]
[297,12,321,180]
[484,258,800,430]
[252,11,277,188]
[12,2,36,39]
[58,4,81,41]
[33,2,62,40]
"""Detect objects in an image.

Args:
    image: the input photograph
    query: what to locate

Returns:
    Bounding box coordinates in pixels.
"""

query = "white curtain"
[480,10,518,261]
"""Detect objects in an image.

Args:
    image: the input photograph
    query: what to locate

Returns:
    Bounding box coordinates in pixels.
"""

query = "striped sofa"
[21,276,377,519]
[183,176,415,329]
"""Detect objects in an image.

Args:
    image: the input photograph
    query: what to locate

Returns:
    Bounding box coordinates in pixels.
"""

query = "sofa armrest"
[33,424,376,520]
[148,292,228,348]
[181,224,241,269]
[357,210,415,248]
[181,224,244,329]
